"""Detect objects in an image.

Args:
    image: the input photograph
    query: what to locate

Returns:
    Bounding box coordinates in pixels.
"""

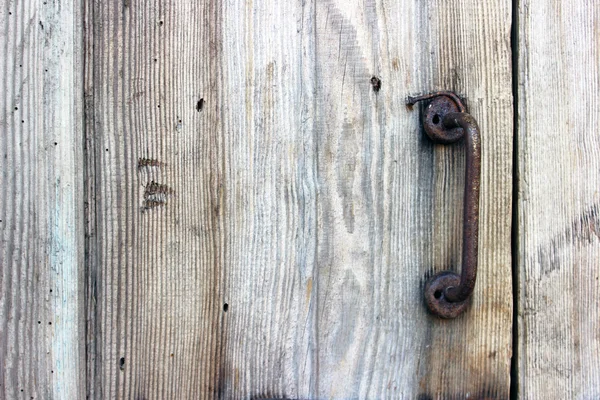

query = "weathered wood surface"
[87,0,323,396]
[86,0,513,398]
[312,1,513,398]
[0,1,85,399]
[85,1,232,398]
[516,1,600,398]
[0,0,515,398]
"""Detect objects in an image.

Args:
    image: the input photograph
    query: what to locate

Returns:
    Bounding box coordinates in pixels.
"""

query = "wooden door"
[3,0,596,399]
[83,0,513,397]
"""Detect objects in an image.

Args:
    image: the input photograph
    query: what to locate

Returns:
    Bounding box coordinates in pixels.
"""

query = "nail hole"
[223,303,229,312]
[434,290,442,299]
[196,98,204,112]
[370,76,382,92]
[432,114,441,124]
[119,357,125,370]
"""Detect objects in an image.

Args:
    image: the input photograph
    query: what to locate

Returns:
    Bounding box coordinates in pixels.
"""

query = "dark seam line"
[510,0,520,398]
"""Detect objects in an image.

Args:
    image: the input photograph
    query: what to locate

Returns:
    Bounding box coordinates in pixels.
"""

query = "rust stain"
[146,181,174,194]
[142,181,174,210]
[305,277,313,303]
[137,158,164,170]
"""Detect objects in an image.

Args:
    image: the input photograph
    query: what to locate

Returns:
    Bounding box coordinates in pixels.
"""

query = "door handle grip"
[407,91,481,319]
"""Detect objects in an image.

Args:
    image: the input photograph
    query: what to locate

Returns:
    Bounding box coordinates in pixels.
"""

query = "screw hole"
[434,290,442,299]
[432,114,441,124]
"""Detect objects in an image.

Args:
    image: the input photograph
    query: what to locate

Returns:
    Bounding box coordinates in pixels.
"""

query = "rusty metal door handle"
[407,91,481,319]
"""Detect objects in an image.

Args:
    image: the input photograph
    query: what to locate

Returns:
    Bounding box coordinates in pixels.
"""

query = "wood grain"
[86,0,317,398]
[516,1,600,398]
[87,0,513,398]
[313,0,513,398]
[0,0,85,398]
[215,0,319,398]
[86,1,227,398]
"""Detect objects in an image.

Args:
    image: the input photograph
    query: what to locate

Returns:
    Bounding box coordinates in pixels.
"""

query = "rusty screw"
[407,91,481,319]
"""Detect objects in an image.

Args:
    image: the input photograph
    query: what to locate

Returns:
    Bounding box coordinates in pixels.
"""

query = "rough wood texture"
[516,1,600,398]
[87,0,317,398]
[313,1,513,398]
[86,1,229,398]
[0,1,85,399]
[87,0,513,398]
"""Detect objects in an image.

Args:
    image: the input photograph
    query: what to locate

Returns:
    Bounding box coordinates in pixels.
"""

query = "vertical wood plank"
[87,1,227,398]
[314,0,513,397]
[516,1,600,398]
[217,0,318,398]
[88,0,512,397]
[0,0,85,399]
[87,0,317,398]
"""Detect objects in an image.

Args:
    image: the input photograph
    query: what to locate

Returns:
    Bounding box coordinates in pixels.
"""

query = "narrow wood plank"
[313,0,513,398]
[516,1,600,398]
[0,0,85,398]
[216,0,318,398]
[87,0,316,398]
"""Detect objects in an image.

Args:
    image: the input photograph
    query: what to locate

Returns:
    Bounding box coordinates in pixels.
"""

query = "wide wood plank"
[516,1,600,398]
[313,0,513,398]
[0,0,85,398]
[86,1,228,398]
[87,0,512,398]
[86,0,317,398]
